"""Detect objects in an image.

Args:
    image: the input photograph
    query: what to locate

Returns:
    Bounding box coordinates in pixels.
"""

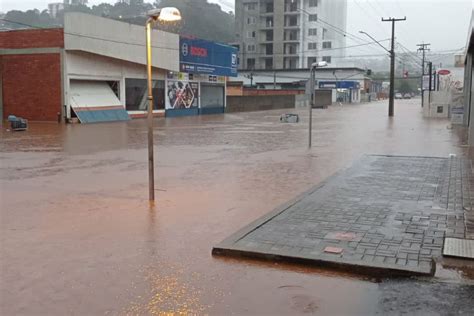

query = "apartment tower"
[234,0,348,70]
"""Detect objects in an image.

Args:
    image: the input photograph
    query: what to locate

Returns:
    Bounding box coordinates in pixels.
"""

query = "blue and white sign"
[180,37,238,77]
[319,81,360,89]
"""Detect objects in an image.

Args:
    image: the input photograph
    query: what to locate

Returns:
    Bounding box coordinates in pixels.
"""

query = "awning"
[70,80,130,123]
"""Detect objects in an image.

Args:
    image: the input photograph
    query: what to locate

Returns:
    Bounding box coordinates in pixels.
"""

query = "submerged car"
[403,93,412,99]
[395,93,403,99]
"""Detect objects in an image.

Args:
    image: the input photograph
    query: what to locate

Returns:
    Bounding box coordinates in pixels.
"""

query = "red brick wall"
[2,54,62,121]
[0,28,64,49]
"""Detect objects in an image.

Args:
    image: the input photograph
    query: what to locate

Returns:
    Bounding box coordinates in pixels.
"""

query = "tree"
[5,9,57,28]
[91,3,113,17]
[156,0,234,43]
[3,0,235,44]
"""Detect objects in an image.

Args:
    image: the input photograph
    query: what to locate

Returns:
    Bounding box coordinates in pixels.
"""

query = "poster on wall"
[166,81,199,110]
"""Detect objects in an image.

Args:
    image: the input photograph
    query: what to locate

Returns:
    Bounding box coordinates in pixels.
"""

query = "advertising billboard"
[180,36,238,77]
[166,81,199,110]
[422,75,437,91]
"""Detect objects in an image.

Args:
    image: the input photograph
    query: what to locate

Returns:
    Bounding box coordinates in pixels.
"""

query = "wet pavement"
[214,155,472,276]
[1,99,474,315]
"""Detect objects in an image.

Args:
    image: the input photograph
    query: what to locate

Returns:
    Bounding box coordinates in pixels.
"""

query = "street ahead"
[1,99,473,315]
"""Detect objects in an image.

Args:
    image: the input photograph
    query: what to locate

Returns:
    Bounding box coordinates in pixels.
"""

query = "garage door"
[70,80,130,123]
[200,84,224,115]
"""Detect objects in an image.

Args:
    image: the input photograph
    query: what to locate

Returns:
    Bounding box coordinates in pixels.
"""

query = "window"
[265,17,273,27]
[286,16,298,26]
[308,28,317,36]
[247,17,256,25]
[265,30,274,41]
[265,2,274,13]
[247,31,256,38]
[247,44,256,52]
[322,56,332,63]
[309,0,318,7]
[323,41,332,49]
[285,30,298,40]
[309,14,317,22]
[265,58,273,69]
[247,58,256,69]
[322,28,328,40]
[308,42,318,50]
[307,57,317,67]
[265,44,273,55]
[126,79,165,111]
[246,3,257,10]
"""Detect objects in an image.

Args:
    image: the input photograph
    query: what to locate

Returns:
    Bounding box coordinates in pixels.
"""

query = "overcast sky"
[1,0,472,54]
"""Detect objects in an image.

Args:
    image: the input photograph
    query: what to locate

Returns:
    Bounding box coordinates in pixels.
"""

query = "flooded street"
[1,99,473,315]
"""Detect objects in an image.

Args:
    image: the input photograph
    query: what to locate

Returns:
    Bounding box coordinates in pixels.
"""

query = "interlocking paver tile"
[213,156,474,276]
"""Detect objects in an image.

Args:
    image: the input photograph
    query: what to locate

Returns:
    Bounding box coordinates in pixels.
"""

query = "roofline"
[238,67,368,73]
[0,27,63,33]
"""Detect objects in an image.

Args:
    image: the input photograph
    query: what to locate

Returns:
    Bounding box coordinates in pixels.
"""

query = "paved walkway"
[214,155,474,276]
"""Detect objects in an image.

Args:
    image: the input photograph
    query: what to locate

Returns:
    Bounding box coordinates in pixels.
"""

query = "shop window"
[125,79,165,111]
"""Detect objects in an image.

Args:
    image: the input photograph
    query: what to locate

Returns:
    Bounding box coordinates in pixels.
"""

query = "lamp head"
[147,7,181,22]
[312,61,328,68]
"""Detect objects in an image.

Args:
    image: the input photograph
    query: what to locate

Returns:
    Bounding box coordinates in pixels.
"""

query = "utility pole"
[416,43,430,107]
[248,72,254,88]
[428,61,433,104]
[273,71,276,90]
[382,17,406,117]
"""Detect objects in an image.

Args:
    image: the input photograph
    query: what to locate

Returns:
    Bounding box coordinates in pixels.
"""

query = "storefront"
[165,72,227,117]
[165,37,237,117]
[318,80,361,103]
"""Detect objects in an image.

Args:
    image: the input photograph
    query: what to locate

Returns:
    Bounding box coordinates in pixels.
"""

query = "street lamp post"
[309,61,328,148]
[146,7,181,201]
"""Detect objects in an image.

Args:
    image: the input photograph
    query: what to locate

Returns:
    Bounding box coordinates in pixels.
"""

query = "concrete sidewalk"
[214,155,473,276]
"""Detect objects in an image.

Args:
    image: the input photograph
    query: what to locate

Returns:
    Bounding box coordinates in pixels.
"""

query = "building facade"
[64,0,88,5]
[0,13,237,123]
[464,11,474,144]
[231,67,369,103]
[234,0,347,70]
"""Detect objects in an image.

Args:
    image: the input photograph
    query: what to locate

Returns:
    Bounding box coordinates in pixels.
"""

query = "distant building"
[116,0,131,4]
[48,2,64,18]
[234,0,347,70]
[455,54,464,68]
[230,67,369,103]
[64,0,88,5]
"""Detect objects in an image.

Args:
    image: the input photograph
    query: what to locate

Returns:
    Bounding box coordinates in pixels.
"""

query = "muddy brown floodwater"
[1,99,473,315]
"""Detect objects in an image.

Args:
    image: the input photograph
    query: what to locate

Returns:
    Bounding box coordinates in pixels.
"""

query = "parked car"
[403,93,412,99]
[395,93,403,99]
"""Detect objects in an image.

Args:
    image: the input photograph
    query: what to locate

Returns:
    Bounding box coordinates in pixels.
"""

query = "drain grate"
[443,238,474,259]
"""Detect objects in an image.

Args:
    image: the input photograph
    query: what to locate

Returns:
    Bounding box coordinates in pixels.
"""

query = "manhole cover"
[443,238,474,259]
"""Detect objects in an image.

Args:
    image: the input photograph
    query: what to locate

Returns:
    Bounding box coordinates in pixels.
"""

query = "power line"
[353,0,390,38]
[1,18,394,59]
[0,19,387,62]
[394,0,407,17]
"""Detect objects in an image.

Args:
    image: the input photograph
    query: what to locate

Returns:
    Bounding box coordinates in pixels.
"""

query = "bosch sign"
[179,37,238,77]
[190,46,208,57]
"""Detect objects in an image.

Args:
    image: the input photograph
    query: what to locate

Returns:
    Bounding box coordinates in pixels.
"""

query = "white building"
[234,0,347,70]
[63,0,88,6]
[48,2,65,18]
